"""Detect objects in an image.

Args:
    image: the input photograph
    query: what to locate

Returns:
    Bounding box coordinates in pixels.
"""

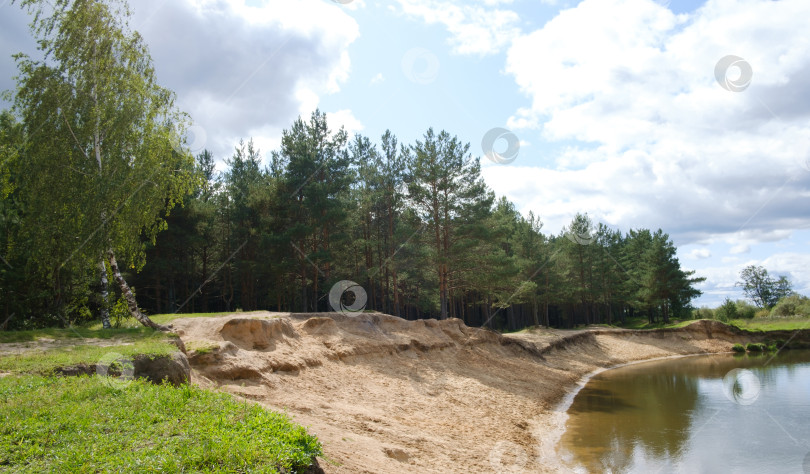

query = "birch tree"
[13,0,198,330]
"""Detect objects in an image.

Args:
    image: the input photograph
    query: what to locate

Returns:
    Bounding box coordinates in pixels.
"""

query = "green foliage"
[732,343,746,353]
[737,265,794,308]
[7,0,198,328]
[734,300,757,320]
[715,297,738,322]
[755,309,771,319]
[745,342,769,352]
[0,375,321,472]
[770,294,810,318]
[693,306,715,320]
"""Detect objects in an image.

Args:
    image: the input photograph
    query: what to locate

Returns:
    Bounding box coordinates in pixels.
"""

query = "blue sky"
[1,0,809,308]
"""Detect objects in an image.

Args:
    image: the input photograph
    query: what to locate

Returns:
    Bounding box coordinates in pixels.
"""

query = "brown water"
[559,351,810,473]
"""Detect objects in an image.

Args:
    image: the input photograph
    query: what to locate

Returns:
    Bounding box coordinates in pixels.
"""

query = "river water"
[558,350,810,473]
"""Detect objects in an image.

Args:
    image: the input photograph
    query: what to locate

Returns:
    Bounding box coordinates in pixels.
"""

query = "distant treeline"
[130,111,704,330]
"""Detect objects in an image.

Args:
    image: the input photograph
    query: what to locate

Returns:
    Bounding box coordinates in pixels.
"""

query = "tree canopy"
[5,0,198,329]
[737,264,793,309]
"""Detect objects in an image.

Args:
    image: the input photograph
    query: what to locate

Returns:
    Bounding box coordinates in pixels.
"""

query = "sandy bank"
[171,313,777,473]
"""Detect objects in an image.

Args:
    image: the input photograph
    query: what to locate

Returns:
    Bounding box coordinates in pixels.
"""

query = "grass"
[0,375,321,473]
[727,317,810,332]
[1,312,247,344]
[617,318,695,330]
[0,326,162,344]
[186,340,220,354]
[84,312,233,330]
[0,338,177,375]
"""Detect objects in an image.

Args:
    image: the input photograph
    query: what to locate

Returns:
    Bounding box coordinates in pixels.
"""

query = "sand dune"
[171,313,746,473]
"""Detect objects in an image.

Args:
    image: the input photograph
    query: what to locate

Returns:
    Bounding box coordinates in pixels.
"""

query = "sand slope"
[171,313,746,473]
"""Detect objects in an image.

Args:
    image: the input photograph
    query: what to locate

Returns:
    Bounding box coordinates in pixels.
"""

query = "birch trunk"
[99,259,111,328]
[107,249,170,331]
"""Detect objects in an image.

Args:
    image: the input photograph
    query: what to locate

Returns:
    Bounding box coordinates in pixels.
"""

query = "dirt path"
[170,313,746,473]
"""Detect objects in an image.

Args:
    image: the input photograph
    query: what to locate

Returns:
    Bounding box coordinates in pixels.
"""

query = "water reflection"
[559,351,810,473]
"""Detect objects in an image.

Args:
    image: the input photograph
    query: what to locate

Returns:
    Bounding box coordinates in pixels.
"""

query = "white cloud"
[370,73,385,85]
[730,243,751,254]
[327,109,365,137]
[394,0,522,55]
[686,248,712,260]
[489,0,810,246]
[130,0,360,161]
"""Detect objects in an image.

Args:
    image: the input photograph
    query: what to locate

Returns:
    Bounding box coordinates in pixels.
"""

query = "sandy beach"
[172,313,750,473]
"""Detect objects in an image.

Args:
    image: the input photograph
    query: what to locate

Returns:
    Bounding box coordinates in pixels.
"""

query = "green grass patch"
[186,340,220,355]
[0,375,321,473]
[0,326,162,344]
[732,343,746,353]
[0,339,176,375]
[728,318,810,332]
[81,312,233,330]
[618,318,694,330]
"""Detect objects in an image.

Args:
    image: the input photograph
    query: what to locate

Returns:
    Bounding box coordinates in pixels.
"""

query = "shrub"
[746,342,767,352]
[694,306,714,320]
[732,343,746,353]
[735,300,757,320]
[754,309,770,319]
[715,298,738,322]
[771,294,810,318]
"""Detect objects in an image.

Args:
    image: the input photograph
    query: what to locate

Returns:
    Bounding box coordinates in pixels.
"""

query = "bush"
[754,309,770,319]
[735,300,757,320]
[732,343,746,353]
[771,294,810,318]
[694,306,714,320]
[746,342,768,352]
[715,298,738,322]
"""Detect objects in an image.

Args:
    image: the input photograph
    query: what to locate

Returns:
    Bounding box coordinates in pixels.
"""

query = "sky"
[1,0,809,308]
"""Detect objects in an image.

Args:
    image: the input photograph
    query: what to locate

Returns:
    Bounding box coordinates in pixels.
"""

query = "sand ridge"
[171,313,746,473]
